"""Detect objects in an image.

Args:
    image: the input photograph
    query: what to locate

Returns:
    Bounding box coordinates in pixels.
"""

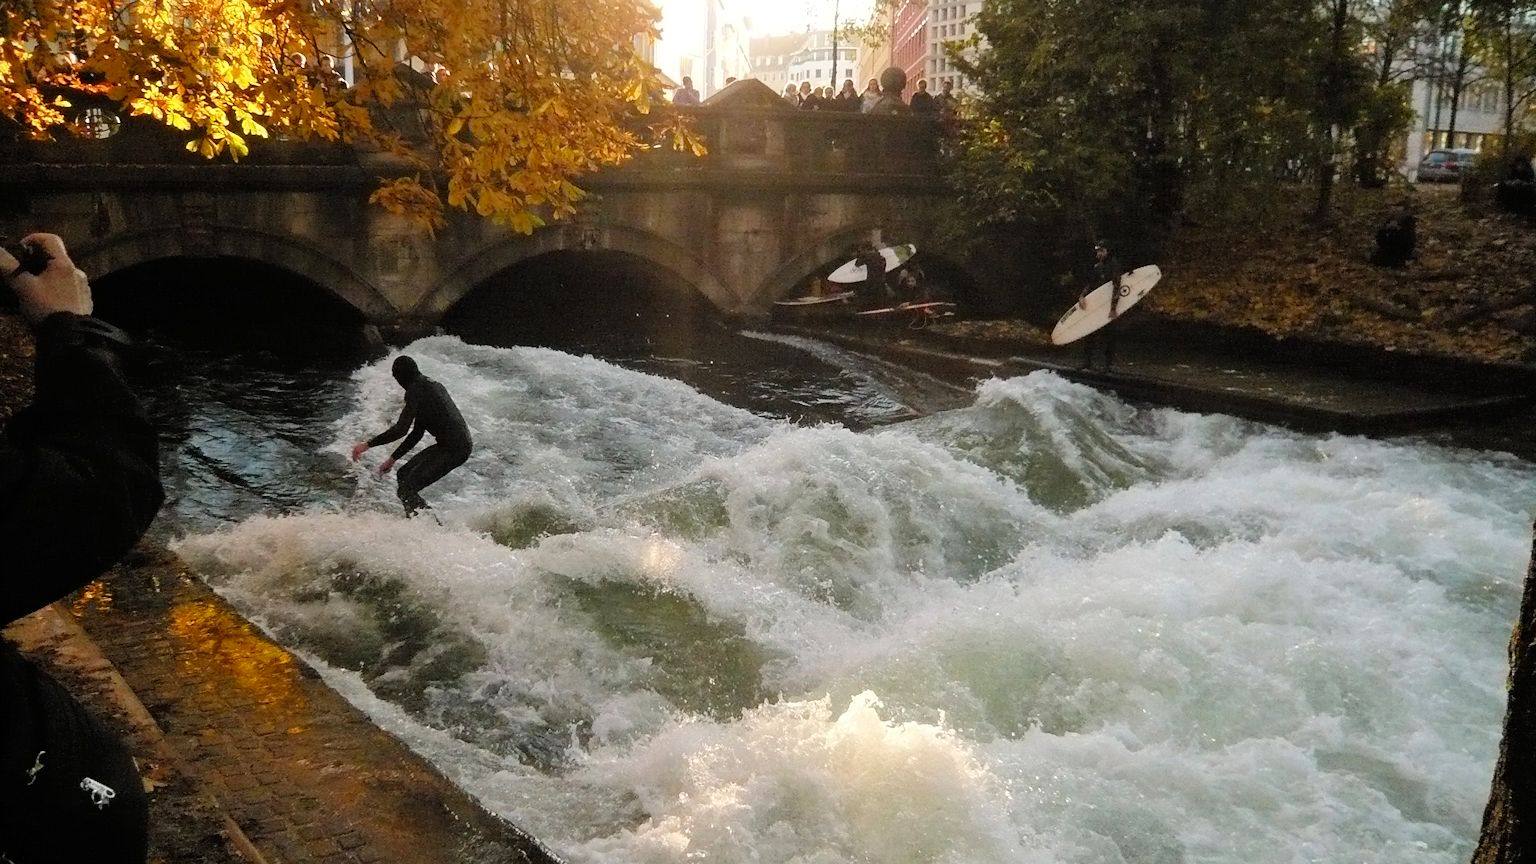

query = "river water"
[141,327,1532,864]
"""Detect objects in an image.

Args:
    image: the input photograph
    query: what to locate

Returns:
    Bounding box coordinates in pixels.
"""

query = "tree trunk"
[1313,126,1337,222]
[1448,87,1462,148]
[1313,0,1349,222]
[1504,15,1517,156]
[1472,529,1536,863]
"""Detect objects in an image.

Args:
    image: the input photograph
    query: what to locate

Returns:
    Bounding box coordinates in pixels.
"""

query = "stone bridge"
[0,85,1012,339]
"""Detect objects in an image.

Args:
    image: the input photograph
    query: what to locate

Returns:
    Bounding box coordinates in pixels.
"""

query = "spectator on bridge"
[864,67,911,115]
[0,233,165,864]
[934,79,958,119]
[798,81,826,110]
[909,79,937,115]
[673,76,700,106]
[834,79,860,111]
[860,78,882,112]
[782,83,800,106]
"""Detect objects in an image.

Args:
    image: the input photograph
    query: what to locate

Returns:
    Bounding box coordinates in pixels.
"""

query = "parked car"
[1416,148,1479,182]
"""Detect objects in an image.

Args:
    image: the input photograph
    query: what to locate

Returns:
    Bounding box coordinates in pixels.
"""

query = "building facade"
[891,1,927,99]
[855,0,978,101]
[925,0,977,94]
[1403,77,1509,170]
[751,30,858,95]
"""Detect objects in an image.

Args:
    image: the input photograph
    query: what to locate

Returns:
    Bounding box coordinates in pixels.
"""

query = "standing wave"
[174,347,1534,864]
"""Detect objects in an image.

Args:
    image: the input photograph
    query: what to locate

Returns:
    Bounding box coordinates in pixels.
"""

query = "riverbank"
[939,183,1536,364]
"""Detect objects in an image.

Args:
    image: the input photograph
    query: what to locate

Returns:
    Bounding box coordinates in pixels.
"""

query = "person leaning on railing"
[0,234,164,864]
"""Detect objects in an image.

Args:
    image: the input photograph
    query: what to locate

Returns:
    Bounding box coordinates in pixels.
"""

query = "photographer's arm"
[0,235,163,624]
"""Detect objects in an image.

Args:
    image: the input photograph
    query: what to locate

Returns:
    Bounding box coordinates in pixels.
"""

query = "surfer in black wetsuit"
[854,240,889,308]
[1078,239,1124,371]
[351,355,473,516]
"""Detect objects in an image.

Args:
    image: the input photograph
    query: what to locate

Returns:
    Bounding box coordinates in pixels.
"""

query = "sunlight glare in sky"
[656,0,875,42]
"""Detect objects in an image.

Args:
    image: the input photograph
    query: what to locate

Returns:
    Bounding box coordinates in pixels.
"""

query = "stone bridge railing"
[0,91,947,189]
[0,92,1003,331]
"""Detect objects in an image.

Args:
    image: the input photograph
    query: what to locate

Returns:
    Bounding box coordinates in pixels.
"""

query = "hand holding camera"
[0,233,94,325]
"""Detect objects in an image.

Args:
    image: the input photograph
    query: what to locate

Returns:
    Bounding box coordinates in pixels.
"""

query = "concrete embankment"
[776,316,1536,458]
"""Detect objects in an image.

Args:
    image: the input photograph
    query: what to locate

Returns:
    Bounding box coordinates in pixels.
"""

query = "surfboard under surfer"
[351,355,473,516]
[1078,239,1123,371]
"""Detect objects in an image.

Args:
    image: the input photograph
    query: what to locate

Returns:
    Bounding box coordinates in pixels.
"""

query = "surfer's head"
[1094,240,1108,257]
[391,355,421,386]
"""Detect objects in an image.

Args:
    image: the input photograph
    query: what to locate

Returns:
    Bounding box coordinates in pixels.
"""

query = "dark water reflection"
[133,346,359,537]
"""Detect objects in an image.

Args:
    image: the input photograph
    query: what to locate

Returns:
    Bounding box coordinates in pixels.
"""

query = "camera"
[1,239,54,308]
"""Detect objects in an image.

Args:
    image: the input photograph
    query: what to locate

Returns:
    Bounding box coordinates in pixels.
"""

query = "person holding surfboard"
[351,355,473,516]
[1078,240,1123,371]
[853,240,890,307]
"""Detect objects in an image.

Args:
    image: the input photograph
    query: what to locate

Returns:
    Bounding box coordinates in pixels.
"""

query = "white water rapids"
[171,336,1532,863]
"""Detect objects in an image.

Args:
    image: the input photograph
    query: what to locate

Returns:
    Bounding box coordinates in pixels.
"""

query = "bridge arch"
[72,226,394,319]
[423,223,734,318]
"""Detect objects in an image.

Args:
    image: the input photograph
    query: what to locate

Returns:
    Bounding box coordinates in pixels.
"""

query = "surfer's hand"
[377,457,395,476]
[1077,297,1088,310]
[350,442,369,462]
[0,234,93,325]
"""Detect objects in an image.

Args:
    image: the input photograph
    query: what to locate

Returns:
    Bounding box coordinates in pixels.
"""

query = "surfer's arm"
[389,424,426,462]
[367,390,418,450]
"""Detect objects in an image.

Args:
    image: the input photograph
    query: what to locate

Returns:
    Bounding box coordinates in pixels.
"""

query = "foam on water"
[173,341,1535,863]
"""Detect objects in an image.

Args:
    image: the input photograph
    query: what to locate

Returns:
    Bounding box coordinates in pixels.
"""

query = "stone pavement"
[7,546,564,864]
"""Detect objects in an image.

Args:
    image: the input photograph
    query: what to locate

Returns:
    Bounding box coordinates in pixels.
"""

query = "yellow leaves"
[5,0,667,233]
[231,63,258,90]
[370,178,446,233]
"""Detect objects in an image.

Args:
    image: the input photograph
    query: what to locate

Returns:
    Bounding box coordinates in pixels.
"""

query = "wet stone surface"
[66,546,561,864]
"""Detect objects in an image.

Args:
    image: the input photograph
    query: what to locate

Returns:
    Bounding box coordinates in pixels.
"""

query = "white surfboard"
[773,291,856,307]
[827,244,917,284]
[1050,264,1162,346]
[854,301,955,317]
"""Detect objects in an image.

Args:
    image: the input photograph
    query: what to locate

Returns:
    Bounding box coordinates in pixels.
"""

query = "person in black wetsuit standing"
[1078,239,1124,372]
[853,240,889,308]
[350,355,473,516]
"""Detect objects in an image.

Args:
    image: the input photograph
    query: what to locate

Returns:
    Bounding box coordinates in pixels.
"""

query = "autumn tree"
[0,0,700,232]
[1469,0,1536,158]
[1354,0,1439,187]
[1424,1,1487,152]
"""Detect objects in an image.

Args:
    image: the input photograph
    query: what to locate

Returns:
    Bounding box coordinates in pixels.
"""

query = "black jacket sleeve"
[0,313,163,625]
